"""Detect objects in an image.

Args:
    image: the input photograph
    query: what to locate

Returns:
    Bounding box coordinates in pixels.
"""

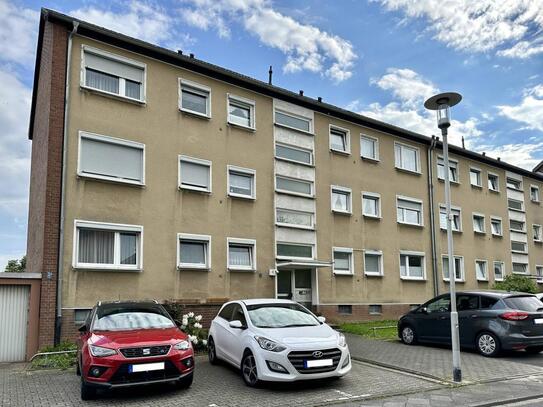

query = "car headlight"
[174,340,191,350]
[89,344,117,357]
[254,336,286,352]
[337,332,347,347]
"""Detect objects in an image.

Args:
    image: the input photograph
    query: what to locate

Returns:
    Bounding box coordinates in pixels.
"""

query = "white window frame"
[439,204,462,232]
[534,224,543,243]
[77,131,145,186]
[490,216,503,237]
[227,165,256,200]
[472,213,486,234]
[536,265,543,283]
[399,251,426,280]
[80,45,147,104]
[394,141,421,174]
[73,308,92,325]
[73,220,143,271]
[275,208,315,230]
[510,219,526,233]
[475,259,488,281]
[227,237,256,272]
[332,247,354,275]
[178,78,212,118]
[276,242,315,261]
[506,177,523,191]
[331,185,352,215]
[227,93,256,130]
[362,191,381,219]
[396,195,424,227]
[469,167,482,188]
[512,262,528,275]
[437,156,459,183]
[508,198,525,212]
[488,173,500,192]
[329,125,351,155]
[493,261,505,281]
[274,109,313,134]
[274,142,314,166]
[177,233,211,270]
[441,255,465,282]
[364,250,384,277]
[178,155,212,193]
[531,185,541,203]
[511,241,528,254]
[275,175,314,198]
[360,134,379,161]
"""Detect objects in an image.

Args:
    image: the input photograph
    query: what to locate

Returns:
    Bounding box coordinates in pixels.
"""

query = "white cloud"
[0,0,39,65]
[375,0,543,58]
[370,68,437,108]
[179,0,357,82]
[497,84,543,132]
[475,142,543,170]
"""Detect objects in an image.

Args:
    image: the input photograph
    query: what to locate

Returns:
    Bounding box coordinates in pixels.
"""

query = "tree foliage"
[493,274,538,294]
[4,255,26,272]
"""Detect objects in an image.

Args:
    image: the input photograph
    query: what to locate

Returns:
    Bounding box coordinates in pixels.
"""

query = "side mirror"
[317,316,326,323]
[229,320,244,329]
[78,324,88,333]
[421,307,428,314]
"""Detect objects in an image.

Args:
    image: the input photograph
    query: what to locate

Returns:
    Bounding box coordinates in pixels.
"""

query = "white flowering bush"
[180,312,208,351]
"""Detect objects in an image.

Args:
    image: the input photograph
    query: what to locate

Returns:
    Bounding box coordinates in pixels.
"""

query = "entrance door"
[277,269,312,308]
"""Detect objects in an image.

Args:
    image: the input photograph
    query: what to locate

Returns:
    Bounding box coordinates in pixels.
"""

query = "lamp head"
[424,92,462,130]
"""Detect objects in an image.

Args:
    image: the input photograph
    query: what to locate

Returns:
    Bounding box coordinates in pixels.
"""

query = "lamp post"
[424,92,463,383]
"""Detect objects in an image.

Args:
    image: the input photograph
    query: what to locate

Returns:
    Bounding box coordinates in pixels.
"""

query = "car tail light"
[499,311,529,321]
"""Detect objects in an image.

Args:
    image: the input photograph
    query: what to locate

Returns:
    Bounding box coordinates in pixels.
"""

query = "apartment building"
[27,9,543,347]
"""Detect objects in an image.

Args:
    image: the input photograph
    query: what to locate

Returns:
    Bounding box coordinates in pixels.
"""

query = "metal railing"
[29,350,77,362]
[370,325,396,338]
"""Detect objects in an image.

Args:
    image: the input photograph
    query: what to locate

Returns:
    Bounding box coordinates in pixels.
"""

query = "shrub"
[162,302,208,351]
[31,342,77,370]
[493,274,537,294]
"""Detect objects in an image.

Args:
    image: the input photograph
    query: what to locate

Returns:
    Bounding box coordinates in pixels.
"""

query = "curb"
[469,392,543,407]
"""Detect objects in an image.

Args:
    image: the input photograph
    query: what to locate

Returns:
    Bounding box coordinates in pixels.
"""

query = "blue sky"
[1,0,542,270]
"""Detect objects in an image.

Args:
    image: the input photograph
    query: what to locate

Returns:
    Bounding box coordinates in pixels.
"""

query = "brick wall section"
[315,304,412,324]
[26,21,68,349]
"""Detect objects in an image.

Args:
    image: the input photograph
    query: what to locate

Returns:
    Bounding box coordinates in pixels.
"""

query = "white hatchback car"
[208,299,351,386]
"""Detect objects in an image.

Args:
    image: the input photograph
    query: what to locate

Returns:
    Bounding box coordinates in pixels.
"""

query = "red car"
[76,301,194,400]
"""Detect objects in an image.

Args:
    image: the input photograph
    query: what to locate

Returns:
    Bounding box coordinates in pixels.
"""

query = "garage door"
[0,285,30,362]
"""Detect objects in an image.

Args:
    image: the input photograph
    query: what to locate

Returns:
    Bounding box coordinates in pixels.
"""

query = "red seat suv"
[77,300,194,400]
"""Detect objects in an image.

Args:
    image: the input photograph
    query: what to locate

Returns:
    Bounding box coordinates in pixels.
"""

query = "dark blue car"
[398,290,543,357]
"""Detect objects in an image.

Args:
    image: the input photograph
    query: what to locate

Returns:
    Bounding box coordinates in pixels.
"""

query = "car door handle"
[439,316,448,320]
[471,315,478,318]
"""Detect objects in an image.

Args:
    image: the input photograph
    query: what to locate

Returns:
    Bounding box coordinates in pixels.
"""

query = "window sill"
[534,240,543,244]
[179,185,212,194]
[228,193,256,201]
[400,276,426,281]
[228,267,256,272]
[179,107,211,119]
[274,122,314,136]
[531,200,541,204]
[364,272,383,277]
[477,278,489,282]
[275,223,315,231]
[438,178,460,185]
[333,271,354,276]
[507,186,523,192]
[440,228,462,234]
[494,278,504,282]
[511,250,529,255]
[77,173,145,187]
[363,214,382,220]
[474,231,486,235]
[275,189,314,199]
[80,85,146,105]
[395,167,422,176]
[274,156,314,168]
[443,279,465,283]
[227,121,256,132]
[470,184,483,189]
[492,233,503,238]
[330,148,351,156]
[489,189,500,194]
[361,156,379,163]
[508,208,526,213]
[178,266,210,271]
[511,230,527,234]
[332,210,352,216]
[398,221,424,228]
[73,265,142,272]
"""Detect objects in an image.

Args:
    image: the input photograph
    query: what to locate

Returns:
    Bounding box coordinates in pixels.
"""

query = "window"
[400,252,425,280]
[470,168,482,187]
[276,208,314,229]
[276,176,313,197]
[536,266,543,283]
[369,305,382,315]
[481,296,499,309]
[476,260,488,281]
[488,173,499,192]
[74,309,91,325]
[511,241,527,253]
[331,186,352,214]
[531,186,541,202]
[426,296,450,313]
[362,192,381,218]
[276,243,313,259]
[534,225,542,242]
[493,261,504,281]
[508,198,524,211]
[360,135,379,161]
[512,262,528,274]
[179,79,211,117]
[491,217,503,236]
[510,220,525,232]
[275,110,311,133]
[439,206,462,232]
[78,132,144,185]
[275,143,313,165]
[179,156,212,193]
[394,142,420,173]
[442,256,464,282]
[329,126,350,154]
[437,157,459,183]
[74,220,142,270]
[506,177,522,190]
[333,247,354,275]
[364,250,383,276]
[338,305,352,315]
[177,233,211,270]
[81,46,145,102]
[472,214,485,234]
[227,166,256,199]
[218,303,235,321]
[227,94,255,129]
[227,238,256,271]
[396,197,423,226]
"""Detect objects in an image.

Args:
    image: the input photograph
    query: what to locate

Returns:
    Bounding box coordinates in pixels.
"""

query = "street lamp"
[424,92,463,383]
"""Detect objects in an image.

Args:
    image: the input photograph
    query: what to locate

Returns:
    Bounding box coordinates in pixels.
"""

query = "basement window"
[338,305,352,315]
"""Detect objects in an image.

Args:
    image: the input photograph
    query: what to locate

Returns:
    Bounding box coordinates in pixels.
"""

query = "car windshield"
[503,296,543,312]
[92,304,174,331]
[246,303,319,328]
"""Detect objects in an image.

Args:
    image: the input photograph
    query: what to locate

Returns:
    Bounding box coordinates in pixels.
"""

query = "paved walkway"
[345,334,543,383]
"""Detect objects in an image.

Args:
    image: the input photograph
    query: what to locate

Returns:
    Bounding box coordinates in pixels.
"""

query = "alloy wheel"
[478,334,496,355]
[208,338,217,364]
[402,326,414,344]
[242,354,258,386]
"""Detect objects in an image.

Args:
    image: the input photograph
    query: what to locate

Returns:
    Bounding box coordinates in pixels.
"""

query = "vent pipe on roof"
[482,152,486,156]
[299,90,304,96]
[461,136,465,149]
[189,53,194,58]
[177,50,183,55]
[318,97,322,102]
[497,157,501,161]
[268,66,273,85]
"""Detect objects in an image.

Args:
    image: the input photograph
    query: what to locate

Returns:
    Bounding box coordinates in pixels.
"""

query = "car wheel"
[525,346,543,354]
[241,352,260,387]
[76,359,81,376]
[208,337,219,365]
[177,372,193,389]
[400,325,417,345]
[80,379,96,400]
[476,332,500,357]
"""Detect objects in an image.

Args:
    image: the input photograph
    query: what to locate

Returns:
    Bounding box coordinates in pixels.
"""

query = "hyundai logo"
[312,351,323,358]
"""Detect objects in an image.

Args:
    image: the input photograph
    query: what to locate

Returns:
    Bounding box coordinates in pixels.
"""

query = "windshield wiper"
[281,324,317,327]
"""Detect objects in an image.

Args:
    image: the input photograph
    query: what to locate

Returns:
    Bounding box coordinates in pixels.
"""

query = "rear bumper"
[500,334,543,350]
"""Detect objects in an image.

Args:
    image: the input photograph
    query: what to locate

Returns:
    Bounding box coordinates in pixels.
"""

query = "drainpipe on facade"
[428,136,439,297]
[55,20,79,346]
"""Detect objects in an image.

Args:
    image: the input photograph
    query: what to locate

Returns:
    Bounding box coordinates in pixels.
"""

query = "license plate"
[128,362,165,373]
[305,359,333,368]
[534,319,543,324]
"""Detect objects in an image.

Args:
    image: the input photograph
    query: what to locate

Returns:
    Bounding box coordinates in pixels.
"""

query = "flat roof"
[29,8,543,182]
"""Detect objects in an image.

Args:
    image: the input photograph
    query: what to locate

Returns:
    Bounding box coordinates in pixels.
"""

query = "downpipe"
[427,136,439,297]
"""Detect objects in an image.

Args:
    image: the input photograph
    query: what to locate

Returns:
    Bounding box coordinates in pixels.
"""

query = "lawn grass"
[30,342,77,370]
[340,320,398,341]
